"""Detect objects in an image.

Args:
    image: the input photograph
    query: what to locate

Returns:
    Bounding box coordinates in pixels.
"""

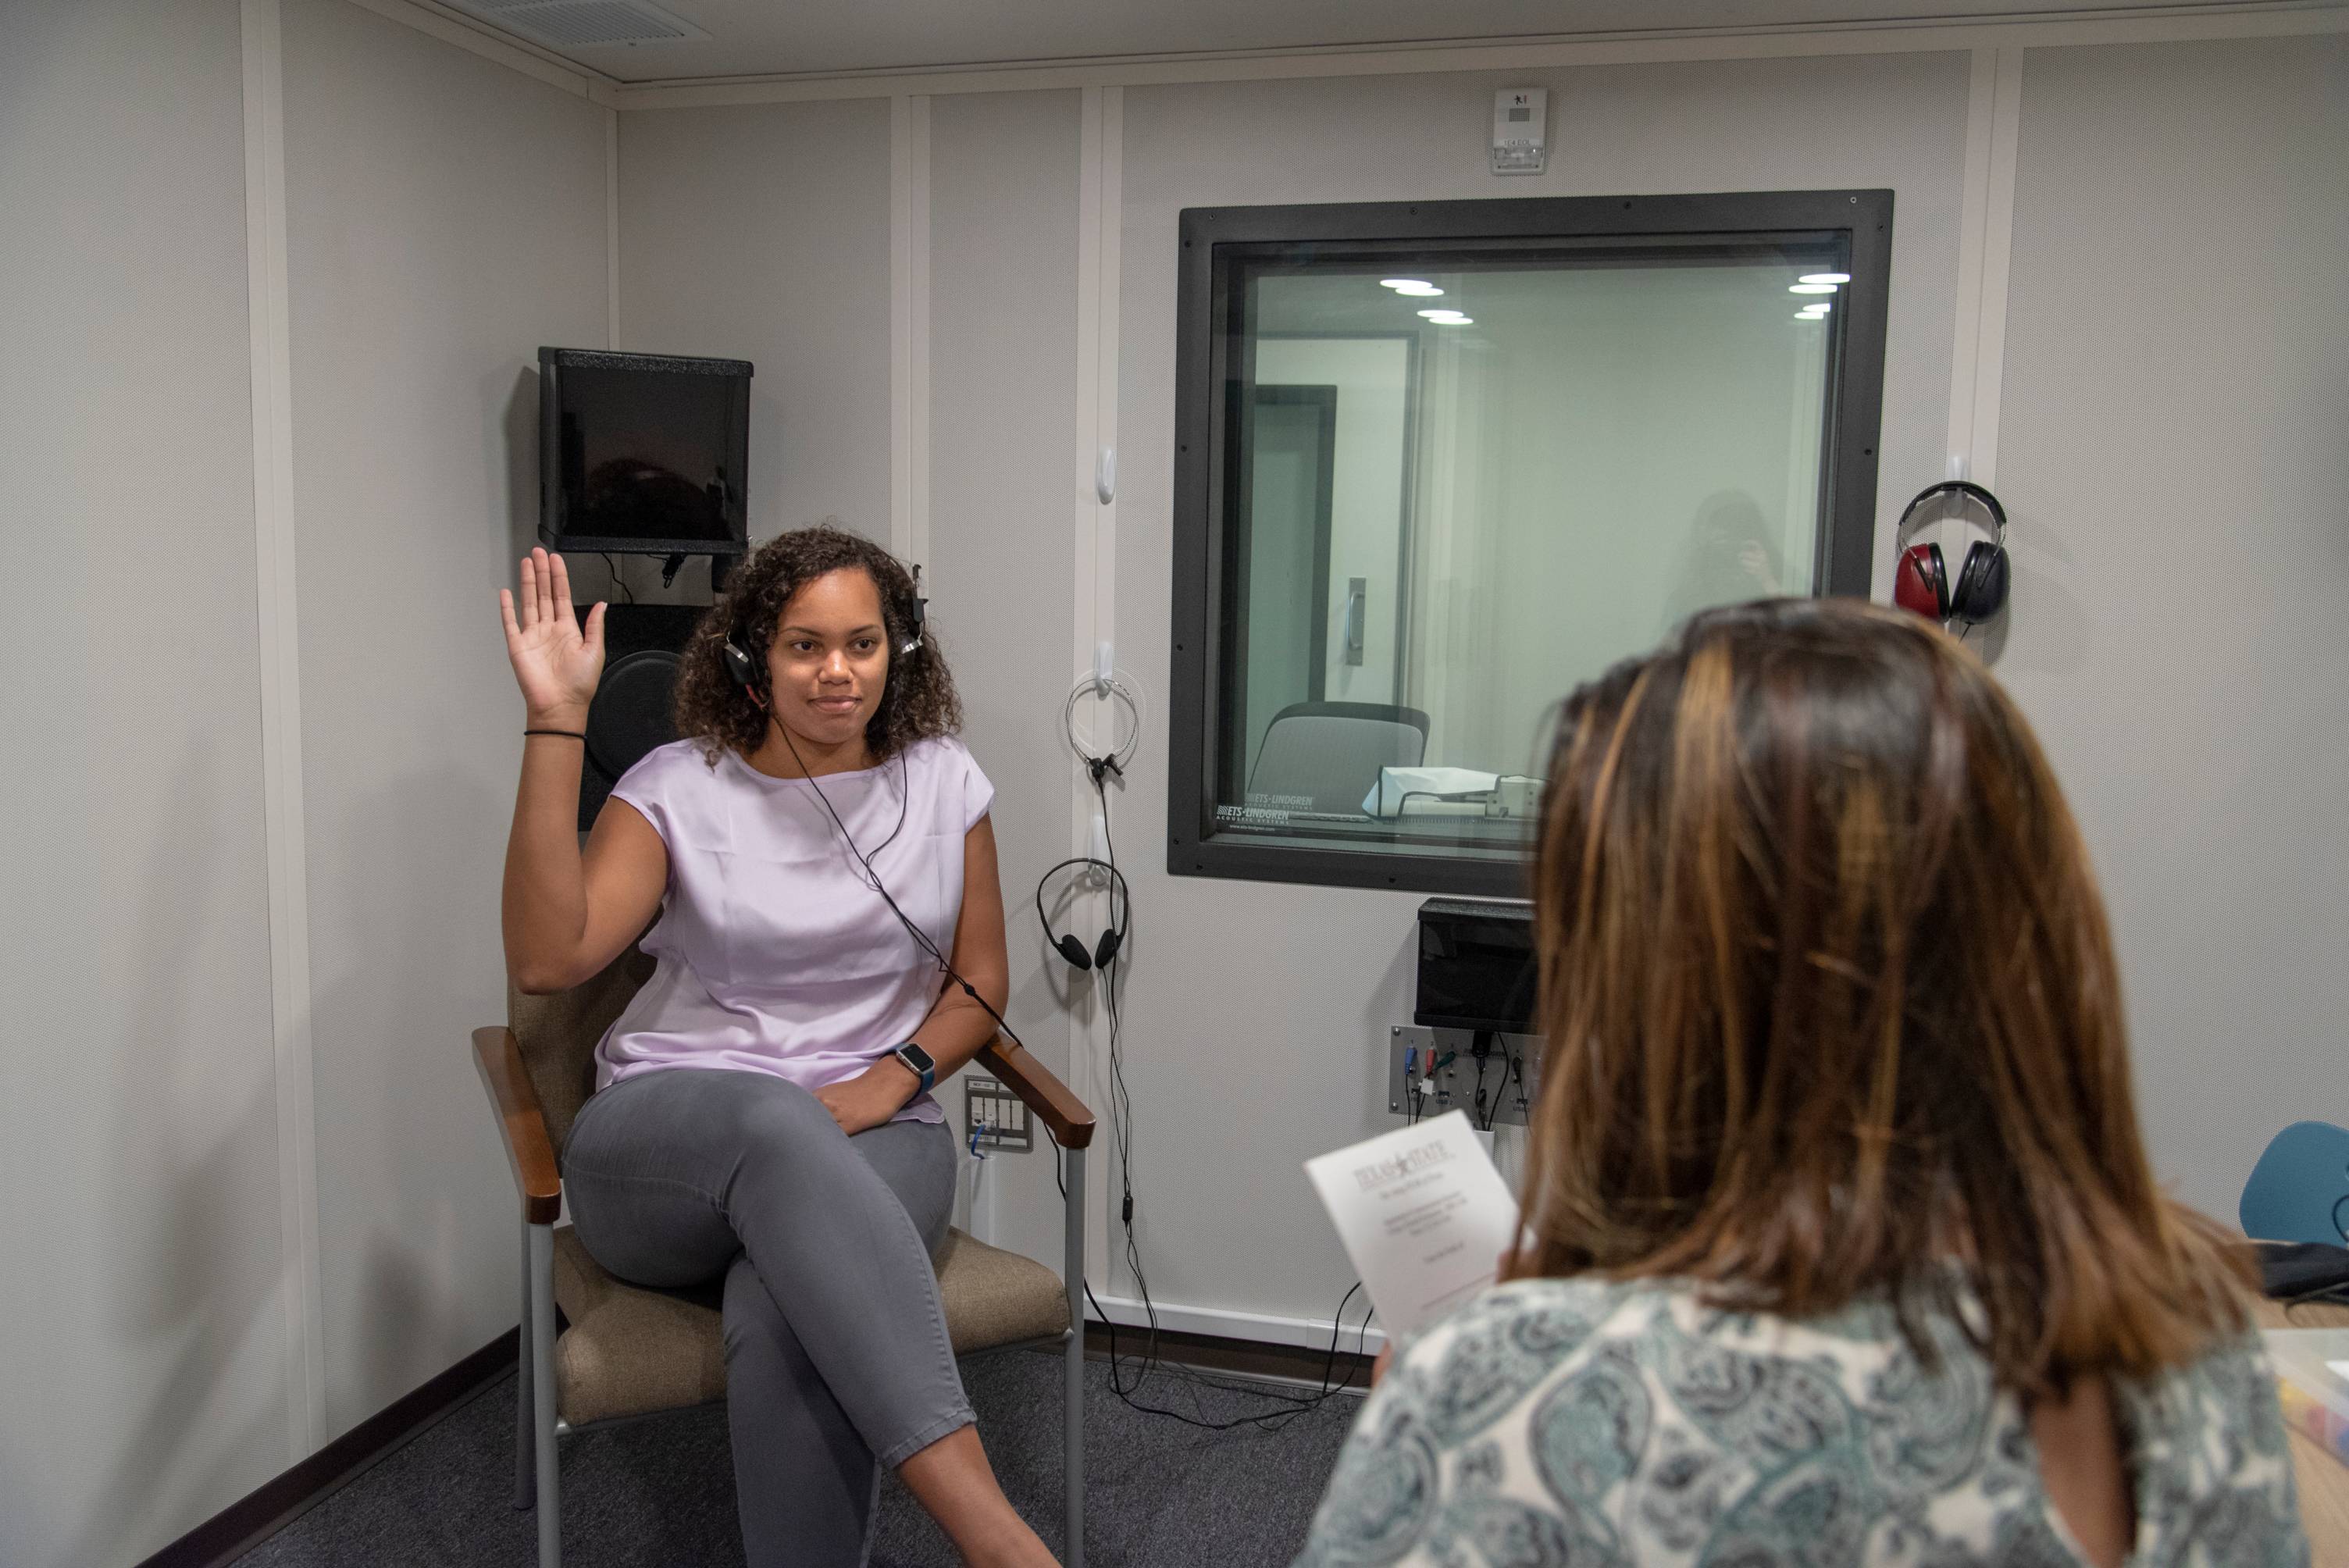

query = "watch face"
[898,1043,936,1074]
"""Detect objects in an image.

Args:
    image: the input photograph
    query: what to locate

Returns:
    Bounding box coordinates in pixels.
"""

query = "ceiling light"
[1800,301,1831,312]
[1381,279,1442,295]
[1790,283,1838,295]
[1435,316,1474,325]
[1417,308,1467,320]
[1799,273,1852,284]
[1795,311,1827,321]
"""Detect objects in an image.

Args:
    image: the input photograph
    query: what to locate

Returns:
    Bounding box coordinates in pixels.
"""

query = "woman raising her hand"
[498,531,1054,1567]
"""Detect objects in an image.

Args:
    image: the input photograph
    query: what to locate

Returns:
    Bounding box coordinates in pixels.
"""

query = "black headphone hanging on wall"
[1036,857,1129,972]
[722,561,929,699]
[1893,479,2011,627]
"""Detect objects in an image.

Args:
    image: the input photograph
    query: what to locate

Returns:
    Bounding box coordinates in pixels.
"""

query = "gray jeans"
[561,1067,971,1566]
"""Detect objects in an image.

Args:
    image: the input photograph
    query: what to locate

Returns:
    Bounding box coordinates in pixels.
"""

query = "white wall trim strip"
[889,94,932,564]
[1969,48,2027,490]
[1095,87,1122,684]
[241,0,328,1460]
[1090,1291,1389,1357]
[1066,86,1117,1285]
[910,97,931,572]
[1944,48,1998,489]
[605,108,622,350]
[608,3,2347,109]
[1092,85,1124,1290]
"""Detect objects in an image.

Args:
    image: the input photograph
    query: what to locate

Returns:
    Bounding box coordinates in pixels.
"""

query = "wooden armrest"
[976,1035,1096,1150]
[472,1026,561,1224]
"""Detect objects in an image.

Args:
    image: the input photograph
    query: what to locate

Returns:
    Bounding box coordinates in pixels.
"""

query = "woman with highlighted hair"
[498,528,1055,1567]
[1298,599,2302,1567]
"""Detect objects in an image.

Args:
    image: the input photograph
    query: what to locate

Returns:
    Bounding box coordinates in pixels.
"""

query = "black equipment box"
[1415,897,1536,1033]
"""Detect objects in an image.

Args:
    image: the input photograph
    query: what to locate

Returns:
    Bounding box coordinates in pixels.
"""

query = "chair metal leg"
[1063,1146,1085,1568]
[530,1221,561,1568]
[514,1212,535,1512]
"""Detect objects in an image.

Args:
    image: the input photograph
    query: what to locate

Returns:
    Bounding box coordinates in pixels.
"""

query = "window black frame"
[1167,190,1895,896]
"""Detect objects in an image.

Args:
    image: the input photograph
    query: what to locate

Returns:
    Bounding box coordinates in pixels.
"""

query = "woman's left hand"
[814,1061,918,1137]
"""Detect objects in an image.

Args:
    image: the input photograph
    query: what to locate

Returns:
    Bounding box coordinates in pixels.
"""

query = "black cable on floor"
[1042,764,1374,1433]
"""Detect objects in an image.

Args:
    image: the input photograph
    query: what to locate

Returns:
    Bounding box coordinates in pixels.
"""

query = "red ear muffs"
[1895,542,1948,621]
[1893,479,2009,627]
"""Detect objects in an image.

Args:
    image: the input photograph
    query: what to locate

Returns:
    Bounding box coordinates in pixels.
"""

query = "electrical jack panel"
[964,1075,1033,1152]
[1388,1025,1542,1129]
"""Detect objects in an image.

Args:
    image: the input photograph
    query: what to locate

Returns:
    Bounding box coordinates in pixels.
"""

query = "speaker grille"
[447,0,709,48]
[586,650,683,786]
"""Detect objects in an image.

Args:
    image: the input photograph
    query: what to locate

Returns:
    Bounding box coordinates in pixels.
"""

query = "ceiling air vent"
[447,0,710,48]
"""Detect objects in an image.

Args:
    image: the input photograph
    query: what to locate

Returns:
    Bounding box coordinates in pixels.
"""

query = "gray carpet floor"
[234,1350,1363,1566]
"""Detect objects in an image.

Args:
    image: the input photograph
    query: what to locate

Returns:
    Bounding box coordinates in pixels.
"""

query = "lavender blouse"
[592,734,995,1124]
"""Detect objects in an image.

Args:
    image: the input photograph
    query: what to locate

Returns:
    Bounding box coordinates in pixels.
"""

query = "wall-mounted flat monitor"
[538,347,752,557]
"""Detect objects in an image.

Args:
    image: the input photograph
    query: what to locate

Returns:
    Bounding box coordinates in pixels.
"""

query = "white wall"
[927,90,1088,1266]
[278,0,609,1434]
[9,16,2343,1561]
[2,2,611,1559]
[0,3,288,1563]
[1992,34,2349,1216]
[1106,52,1970,1324]
[618,98,893,542]
[596,31,2347,1335]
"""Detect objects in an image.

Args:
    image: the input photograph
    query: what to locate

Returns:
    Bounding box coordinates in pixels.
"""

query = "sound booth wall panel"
[0,3,291,1564]
[617,98,893,545]
[1992,35,2349,1221]
[278,0,610,1441]
[1110,53,1970,1329]
[927,90,1084,1271]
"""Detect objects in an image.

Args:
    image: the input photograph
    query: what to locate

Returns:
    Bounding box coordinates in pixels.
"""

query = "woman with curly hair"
[1296,599,2301,1568]
[497,527,1054,1566]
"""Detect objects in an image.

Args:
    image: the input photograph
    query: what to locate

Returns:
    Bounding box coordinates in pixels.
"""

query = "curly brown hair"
[672,526,962,764]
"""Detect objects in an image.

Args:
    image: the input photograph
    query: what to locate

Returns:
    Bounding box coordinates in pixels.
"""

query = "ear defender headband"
[1893,479,2010,627]
[1036,857,1130,972]
[722,555,929,702]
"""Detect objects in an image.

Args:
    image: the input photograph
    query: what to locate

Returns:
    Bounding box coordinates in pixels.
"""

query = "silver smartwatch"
[890,1041,936,1099]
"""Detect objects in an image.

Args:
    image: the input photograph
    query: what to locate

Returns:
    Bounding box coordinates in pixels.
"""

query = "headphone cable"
[780,701,1371,1428]
[773,721,1021,1054]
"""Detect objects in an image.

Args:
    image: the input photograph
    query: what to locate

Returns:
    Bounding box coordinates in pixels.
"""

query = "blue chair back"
[2240,1121,2349,1244]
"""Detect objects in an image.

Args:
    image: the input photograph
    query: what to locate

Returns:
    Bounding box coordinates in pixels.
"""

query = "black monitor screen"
[539,348,751,554]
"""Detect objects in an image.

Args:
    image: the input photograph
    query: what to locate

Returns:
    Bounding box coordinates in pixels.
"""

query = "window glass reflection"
[1215,248,1840,854]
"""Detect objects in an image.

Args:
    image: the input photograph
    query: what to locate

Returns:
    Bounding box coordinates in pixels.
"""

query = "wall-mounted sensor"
[1492,88,1548,176]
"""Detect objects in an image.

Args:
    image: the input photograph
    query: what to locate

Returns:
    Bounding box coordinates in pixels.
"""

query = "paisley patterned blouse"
[1296,1277,2306,1567]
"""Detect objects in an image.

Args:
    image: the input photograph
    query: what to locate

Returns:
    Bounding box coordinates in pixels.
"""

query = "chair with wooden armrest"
[471,946,1096,1568]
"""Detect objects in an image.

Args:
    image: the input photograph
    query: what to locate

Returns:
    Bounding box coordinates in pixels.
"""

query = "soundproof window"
[1167,191,1891,896]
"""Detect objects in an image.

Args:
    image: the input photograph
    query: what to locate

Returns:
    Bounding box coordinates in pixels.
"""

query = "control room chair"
[1246,700,1432,817]
[472,946,1096,1568]
[2241,1121,2349,1247]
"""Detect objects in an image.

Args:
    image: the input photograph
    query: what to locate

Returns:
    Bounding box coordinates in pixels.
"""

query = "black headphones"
[1893,480,2010,626]
[1036,857,1128,972]
[722,561,928,698]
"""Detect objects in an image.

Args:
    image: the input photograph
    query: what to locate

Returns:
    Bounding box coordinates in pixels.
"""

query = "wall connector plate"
[964,1076,1034,1151]
[1388,1024,1542,1128]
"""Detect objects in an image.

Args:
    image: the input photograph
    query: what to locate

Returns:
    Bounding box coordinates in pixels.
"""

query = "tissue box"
[2262,1327,2349,1469]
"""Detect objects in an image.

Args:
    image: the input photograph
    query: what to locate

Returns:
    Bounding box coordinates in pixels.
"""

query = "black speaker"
[578,603,704,831]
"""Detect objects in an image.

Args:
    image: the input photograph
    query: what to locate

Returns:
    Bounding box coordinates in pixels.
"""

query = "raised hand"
[498,548,605,727]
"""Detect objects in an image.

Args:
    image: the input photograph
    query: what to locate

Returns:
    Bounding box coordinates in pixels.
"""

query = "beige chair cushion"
[933,1228,1071,1355]
[553,1224,1070,1427]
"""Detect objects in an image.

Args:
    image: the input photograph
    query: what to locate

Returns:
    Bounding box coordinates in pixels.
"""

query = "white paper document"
[1303,1110,1522,1341]
[1361,766,1500,818]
